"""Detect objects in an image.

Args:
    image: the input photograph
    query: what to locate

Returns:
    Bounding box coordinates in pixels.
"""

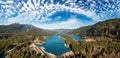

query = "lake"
[36,34,85,56]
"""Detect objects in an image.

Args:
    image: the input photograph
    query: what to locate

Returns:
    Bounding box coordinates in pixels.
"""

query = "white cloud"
[41,0,45,4]
[34,17,81,29]
[0,0,120,29]
[50,0,54,3]
[0,0,101,29]
[6,0,13,4]
[0,0,100,21]
[27,0,34,10]
[0,0,13,4]
[5,12,82,29]
[33,0,37,3]
[6,12,38,24]
[40,17,52,22]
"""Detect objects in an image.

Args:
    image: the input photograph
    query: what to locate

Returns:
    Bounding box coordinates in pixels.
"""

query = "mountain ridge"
[0,23,55,39]
[68,18,120,40]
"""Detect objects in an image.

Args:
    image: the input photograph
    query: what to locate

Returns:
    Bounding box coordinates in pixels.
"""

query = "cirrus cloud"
[0,0,120,29]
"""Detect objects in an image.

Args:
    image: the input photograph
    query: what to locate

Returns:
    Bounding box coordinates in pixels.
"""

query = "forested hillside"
[68,18,120,40]
[0,23,55,58]
[0,23,55,39]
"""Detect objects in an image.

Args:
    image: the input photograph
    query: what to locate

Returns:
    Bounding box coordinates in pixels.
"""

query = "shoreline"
[84,36,96,41]
[30,43,57,58]
[30,36,57,58]
[2,46,16,58]
[30,35,75,58]
[60,51,74,58]
[84,37,96,42]
[60,36,75,57]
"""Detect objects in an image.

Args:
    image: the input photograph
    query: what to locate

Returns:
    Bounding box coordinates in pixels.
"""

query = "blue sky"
[0,0,120,29]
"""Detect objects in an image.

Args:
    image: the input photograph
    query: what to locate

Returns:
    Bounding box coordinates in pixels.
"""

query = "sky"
[0,0,120,29]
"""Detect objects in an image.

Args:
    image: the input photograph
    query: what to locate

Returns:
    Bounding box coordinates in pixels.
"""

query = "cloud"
[34,17,81,29]
[6,12,38,24]
[0,0,100,20]
[5,12,82,29]
[0,0,13,4]
[0,0,120,29]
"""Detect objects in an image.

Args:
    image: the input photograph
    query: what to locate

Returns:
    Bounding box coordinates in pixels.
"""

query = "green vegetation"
[61,36,120,58]
[5,42,45,58]
[68,18,120,40]
[65,18,120,58]
[0,23,56,37]
[0,33,48,58]
[0,18,120,58]
[0,34,33,57]
[0,23,55,58]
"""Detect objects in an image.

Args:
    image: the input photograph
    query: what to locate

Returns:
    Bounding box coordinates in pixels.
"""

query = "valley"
[0,18,120,58]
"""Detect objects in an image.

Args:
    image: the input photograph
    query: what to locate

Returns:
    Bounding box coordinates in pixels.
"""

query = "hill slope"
[0,23,55,39]
[68,18,120,40]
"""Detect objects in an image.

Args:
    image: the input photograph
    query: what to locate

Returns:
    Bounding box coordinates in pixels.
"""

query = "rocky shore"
[30,43,57,58]
[84,38,96,42]
[29,36,57,58]
[29,36,75,58]
[60,51,74,58]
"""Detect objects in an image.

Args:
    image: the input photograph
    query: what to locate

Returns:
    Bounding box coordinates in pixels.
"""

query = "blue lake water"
[72,36,85,41]
[43,35,71,56]
[61,33,85,41]
[36,34,85,56]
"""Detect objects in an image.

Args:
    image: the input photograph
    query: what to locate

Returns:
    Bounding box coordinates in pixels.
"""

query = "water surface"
[36,34,85,56]
[42,35,71,56]
[61,33,85,41]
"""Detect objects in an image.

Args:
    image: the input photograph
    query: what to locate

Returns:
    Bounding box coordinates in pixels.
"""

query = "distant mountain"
[51,29,73,33]
[0,23,39,33]
[68,18,120,40]
[0,23,55,39]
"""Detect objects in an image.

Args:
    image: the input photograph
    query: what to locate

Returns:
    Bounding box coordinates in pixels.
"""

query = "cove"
[42,34,71,56]
[36,34,85,56]
[61,33,85,41]
[72,35,85,41]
